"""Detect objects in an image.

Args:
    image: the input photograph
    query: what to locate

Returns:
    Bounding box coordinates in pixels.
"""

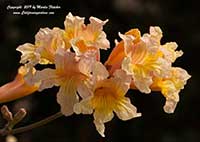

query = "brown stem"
[0,111,63,136]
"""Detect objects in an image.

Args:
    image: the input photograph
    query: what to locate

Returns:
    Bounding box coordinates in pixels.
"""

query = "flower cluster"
[0,13,191,137]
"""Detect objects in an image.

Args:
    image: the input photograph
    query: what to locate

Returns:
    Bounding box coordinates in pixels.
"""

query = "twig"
[0,111,63,136]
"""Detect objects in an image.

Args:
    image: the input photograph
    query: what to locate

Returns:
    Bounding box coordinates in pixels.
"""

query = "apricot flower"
[17,27,65,67]
[151,67,191,113]
[105,26,185,94]
[64,12,110,56]
[30,48,94,116]
[74,63,141,137]
[121,27,171,93]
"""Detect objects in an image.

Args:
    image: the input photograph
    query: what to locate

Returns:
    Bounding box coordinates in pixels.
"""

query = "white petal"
[161,42,183,63]
[163,99,178,114]
[149,26,163,41]
[88,17,108,32]
[93,120,105,137]
[114,97,141,121]
[173,67,191,84]
[134,76,152,94]
[95,32,110,50]
[74,97,93,114]
[77,83,92,99]
[57,79,79,116]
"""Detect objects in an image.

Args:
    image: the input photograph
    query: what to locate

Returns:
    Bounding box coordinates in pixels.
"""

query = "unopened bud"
[1,105,13,122]
[12,108,27,126]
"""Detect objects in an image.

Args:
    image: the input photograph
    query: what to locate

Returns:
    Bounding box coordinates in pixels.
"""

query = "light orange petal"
[92,62,109,82]
[35,27,65,63]
[125,28,141,43]
[105,41,125,74]
[113,69,131,93]
[74,97,93,114]
[114,97,141,120]
[0,67,38,103]
[64,12,85,39]
[16,43,40,65]
[55,48,78,74]
[34,68,58,91]
[57,79,79,116]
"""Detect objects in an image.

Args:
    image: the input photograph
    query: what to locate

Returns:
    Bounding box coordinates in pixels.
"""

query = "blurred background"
[0,0,199,141]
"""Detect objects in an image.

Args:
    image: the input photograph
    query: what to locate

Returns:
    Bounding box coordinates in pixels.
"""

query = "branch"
[12,111,63,135]
[0,108,63,136]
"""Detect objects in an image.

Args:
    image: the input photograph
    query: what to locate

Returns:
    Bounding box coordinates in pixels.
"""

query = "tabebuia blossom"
[0,13,190,137]
[30,47,95,116]
[74,63,141,137]
[17,27,66,67]
[105,26,191,114]
[64,12,110,59]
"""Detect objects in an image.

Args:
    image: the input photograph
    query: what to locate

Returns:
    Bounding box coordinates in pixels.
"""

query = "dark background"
[0,0,199,141]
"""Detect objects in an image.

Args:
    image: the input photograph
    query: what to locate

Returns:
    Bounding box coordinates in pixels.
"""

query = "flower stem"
[0,111,63,136]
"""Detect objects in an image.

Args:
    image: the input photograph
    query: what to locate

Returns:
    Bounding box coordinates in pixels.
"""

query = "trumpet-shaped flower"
[30,48,94,116]
[64,12,110,56]
[151,67,191,113]
[0,66,38,103]
[74,63,141,137]
[106,26,183,94]
[105,29,141,74]
[17,27,65,67]
[121,27,171,94]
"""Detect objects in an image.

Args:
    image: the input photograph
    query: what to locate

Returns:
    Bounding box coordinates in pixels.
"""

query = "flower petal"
[77,83,92,98]
[87,17,110,50]
[163,99,178,113]
[0,66,38,103]
[57,79,79,116]
[151,67,191,113]
[93,120,105,137]
[149,26,163,42]
[55,47,78,74]
[16,43,40,65]
[93,108,114,137]
[119,32,135,56]
[34,68,58,91]
[35,27,65,64]
[92,62,109,82]
[74,97,93,114]
[64,12,85,39]
[122,56,153,93]
[114,97,141,120]
[105,41,125,74]
[78,51,96,76]
[93,108,114,123]
[161,42,183,63]
[113,69,131,93]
